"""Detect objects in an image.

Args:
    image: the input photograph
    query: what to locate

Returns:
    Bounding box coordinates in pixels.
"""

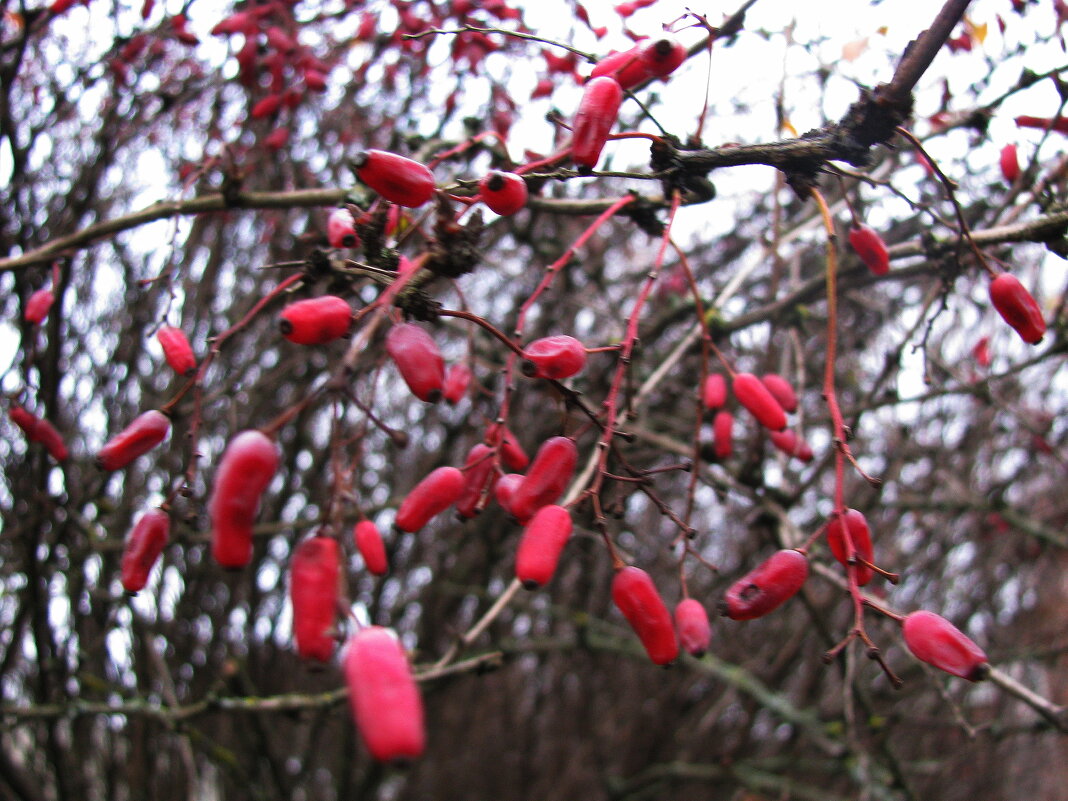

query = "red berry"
[442,363,471,404]
[989,272,1046,344]
[353,150,436,207]
[9,405,38,438]
[250,93,283,119]
[479,171,528,216]
[732,372,787,432]
[493,472,525,516]
[848,224,890,276]
[674,598,711,657]
[972,336,992,367]
[999,143,1020,183]
[96,410,171,470]
[902,610,989,681]
[344,626,425,761]
[120,508,170,594]
[354,521,388,575]
[723,549,808,621]
[510,436,578,523]
[209,430,279,569]
[395,466,465,532]
[24,288,55,325]
[589,47,646,89]
[760,373,797,413]
[515,505,573,589]
[571,76,623,169]
[263,127,290,151]
[290,536,340,661]
[522,335,587,380]
[31,416,68,462]
[638,37,687,78]
[455,444,498,519]
[712,410,733,460]
[386,323,445,402]
[327,208,358,248]
[826,509,874,586]
[279,296,352,345]
[9,405,66,459]
[701,374,727,410]
[486,423,529,471]
[768,428,813,463]
[612,566,679,665]
[157,325,197,376]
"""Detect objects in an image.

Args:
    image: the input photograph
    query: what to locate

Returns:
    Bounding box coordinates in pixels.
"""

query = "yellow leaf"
[781,118,798,138]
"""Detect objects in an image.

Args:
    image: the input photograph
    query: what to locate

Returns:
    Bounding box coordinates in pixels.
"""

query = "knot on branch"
[425,196,484,278]
[650,138,716,206]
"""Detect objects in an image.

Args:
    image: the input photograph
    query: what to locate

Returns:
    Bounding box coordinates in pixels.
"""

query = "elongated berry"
[515,505,573,589]
[486,423,528,471]
[701,374,727,410]
[989,272,1046,344]
[327,207,359,248]
[345,626,425,761]
[902,610,989,681]
[826,509,874,586]
[510,436,578,523]
[522,335,587,380]
[972,336,992,367]
[97,410,171,470]
[442,363,471,404]
[612,566,678,665]
[157,325,197,376]
[674,598,711,657]
[571,76,623,169]
[386,323,445,402]
[712,410,733,460]
[290,536,341,661]
[455,444,498,519]
[209,430,279,568]
[768,428,813,463]
[589,47,647,89]
[279,296,352,345]
[353,150,436,207]
[723,549,808,621]
[120,508,170,594]
[9,405,38,438]
[354,520,388,575]
[395,466,465,532]
[999,143,1020,183]
[732,372,787,432]
[24,288,55,325]
[13,406,68,461]
[848,224,890,276]
[760,373,797,413]
[479,171,528,216]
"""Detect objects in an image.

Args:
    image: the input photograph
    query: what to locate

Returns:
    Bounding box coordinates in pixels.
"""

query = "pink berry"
[732,372,787,432]
[386,323,445,402]
[279,296,352,345]
[826,509,874,586]
[701,374,727,410]
[571,76,623,169]
[327,207,358,248]
[209,430,279,569]
[760,373,798,414]
[902,610,989,681]
[24,288,55,325]
[157,325,197,376]
[510,436,578,523]
[674,598,711,657]
[344,627,426,761]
